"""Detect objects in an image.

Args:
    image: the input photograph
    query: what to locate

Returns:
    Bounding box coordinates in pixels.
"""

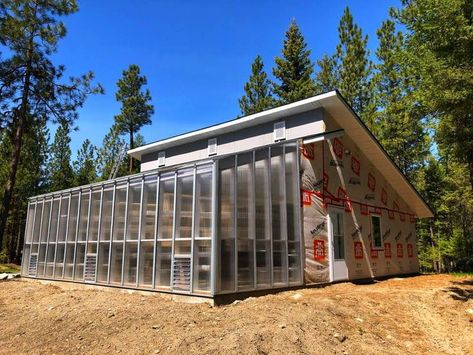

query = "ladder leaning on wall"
[108,144,129,180]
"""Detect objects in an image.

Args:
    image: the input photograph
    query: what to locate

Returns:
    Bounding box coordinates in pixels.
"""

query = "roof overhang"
[128,90,433,218]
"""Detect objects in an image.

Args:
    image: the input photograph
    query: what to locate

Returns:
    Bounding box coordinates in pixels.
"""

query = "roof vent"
[157,151,166,167]
[273,121,286,142]
[208,138,217,156]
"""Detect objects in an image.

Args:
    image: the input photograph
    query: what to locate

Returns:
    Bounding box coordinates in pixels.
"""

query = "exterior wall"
[140,109,325,172]
[301,133,419,284]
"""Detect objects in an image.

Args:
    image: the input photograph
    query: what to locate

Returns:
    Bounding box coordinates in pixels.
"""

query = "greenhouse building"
[21,91,432,302]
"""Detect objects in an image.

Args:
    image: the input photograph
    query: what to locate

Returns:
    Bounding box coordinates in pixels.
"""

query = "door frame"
[327,206,348,282]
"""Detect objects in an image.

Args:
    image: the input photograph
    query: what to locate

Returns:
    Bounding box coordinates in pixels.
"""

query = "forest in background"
[0,0,472,272]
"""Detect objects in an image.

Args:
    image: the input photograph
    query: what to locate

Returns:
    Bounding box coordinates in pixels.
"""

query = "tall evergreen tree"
[314,54,338,93]
[373,19,429,180]
[239,55,275,115]
[395,0,473,191]
[334,7,374,125]
[48,121,74,191]
[73,139,97,186]
[272,20,316,104]
[97,125,128,180]
[0,0,102,248]
[114,64,154,174]
[0,118,49,260]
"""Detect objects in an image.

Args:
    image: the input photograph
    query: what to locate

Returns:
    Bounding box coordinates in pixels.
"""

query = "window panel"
[25,203,35,244]
[237,153,254,290]
[57,196,69,242]
[54,243,65,278]
[138,241,154,287]
[112,186,127,241]
[40,199,52,243]
[110,243,123,284]
[32,201,43,243]
[194,168,212,239]
[48,199,60,242]
[158,176,175,240]
[63,244,75,279]
[97,242,110,283]
[45,244,55,277]
[37,244,46,277]
[77,192,90,242]
[67,194,79,242]
[155,241,172,288]
[218,157,235,292]
[88,190,102,242]
[123,242,138,285]
[74,244,86,281]
[193,240,211,292]
[371,215,382,249]
[175,172,193,239]
[141,176,157,240]
[126,181,142,240]
[100,188,114,241]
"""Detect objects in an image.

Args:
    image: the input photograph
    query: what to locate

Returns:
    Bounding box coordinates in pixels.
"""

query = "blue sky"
[51,0,400,157]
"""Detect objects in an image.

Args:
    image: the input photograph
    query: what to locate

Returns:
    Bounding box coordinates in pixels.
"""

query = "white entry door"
[328,208,348,281]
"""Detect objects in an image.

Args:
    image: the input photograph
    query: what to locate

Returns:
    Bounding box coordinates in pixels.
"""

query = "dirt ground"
[0,274,472,354]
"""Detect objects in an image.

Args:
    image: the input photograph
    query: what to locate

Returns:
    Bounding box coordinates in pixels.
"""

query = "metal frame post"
[107,183,117,284]
[94,186,104,283]
[52,197,63,277]
[72,190,82,280]
[190,166,197,293]
[61,193,72,279]
[296,140,305,284]
[210,161,218,295]
[121,180,130,286]
[152,175,160,289]
[42,198,54,276]
[135,177,145,287]
[170,172,178,291]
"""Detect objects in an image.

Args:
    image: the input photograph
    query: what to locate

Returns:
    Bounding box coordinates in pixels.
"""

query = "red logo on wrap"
[368,173,376,192]
[360,204,368,216]
[407,244,414,258]
[338,187,352,212]
[384,243,392,258]
[313,240,325,261]
[333,138,343,159]
[302,190,311,206]
[410,215,416,223]
[381,188,387,205]
[397,243,403,258]
[354,241,363,259]
[400,212,406,222]
[388,209,395,220]
[302,143,315,160]
[370,242,378,259]
[351,156,360,176]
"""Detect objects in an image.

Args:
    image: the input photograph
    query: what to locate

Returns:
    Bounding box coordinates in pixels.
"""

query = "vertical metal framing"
[72,190,82,280]
[83,187,93,281]
[281,144,289,286]
[107,183,117,284]
[42,198,54,276]
[135,177,145,287]
[210,160,218,295]
[252,150,257,289]
[170,172,178,290]
[94,186,104,283]
[120,180,130,286]
[52,197,63,277]
[152,174,160,289]
[20,202,33,275]
[61,193,72,279]
[233,154,238,292]
[268,147,274,288]
[296,140,305,284]
[189,166,197,293]
[34,199,45,277]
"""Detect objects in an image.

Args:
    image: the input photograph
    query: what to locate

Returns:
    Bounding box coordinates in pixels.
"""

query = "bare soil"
[0,274,472,354]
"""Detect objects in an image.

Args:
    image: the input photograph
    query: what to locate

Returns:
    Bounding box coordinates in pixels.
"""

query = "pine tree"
[395,0,473,191]
[272,20,316,104]
[48,121,74,191]
[239,55,275,115]
[314,54,338,93]
[0,0,102,248]
[334,7,373,124]
[373,19,429,180]
[97,125,128,180]
[114,64,154,174]
[73,139,97,186]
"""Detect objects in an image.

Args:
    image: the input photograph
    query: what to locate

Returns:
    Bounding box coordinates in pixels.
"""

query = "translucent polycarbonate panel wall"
[21,162,215,296]
[216,142,303,294]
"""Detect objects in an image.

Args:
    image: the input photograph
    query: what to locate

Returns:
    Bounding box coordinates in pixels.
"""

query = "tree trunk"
[129,127,134,174]
[0,61,32,251]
